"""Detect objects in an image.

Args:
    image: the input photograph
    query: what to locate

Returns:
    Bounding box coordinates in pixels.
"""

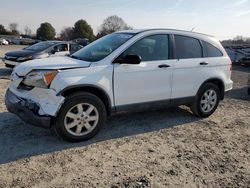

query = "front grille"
[5,55,18,61]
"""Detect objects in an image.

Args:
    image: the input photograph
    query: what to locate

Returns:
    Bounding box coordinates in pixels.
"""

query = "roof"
[116,28,213,38]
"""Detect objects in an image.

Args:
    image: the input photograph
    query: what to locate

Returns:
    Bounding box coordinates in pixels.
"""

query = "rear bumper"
[225,79,233,92]
[5,89,51,128]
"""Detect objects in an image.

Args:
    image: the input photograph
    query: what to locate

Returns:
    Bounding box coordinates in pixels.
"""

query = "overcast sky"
[1,0,250,40]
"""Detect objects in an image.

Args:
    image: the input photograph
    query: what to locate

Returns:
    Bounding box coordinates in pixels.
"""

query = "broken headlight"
[22,70,58,89]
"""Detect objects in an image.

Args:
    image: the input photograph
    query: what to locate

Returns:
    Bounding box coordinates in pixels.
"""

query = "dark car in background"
[240,56,250,67]
[71,38,89,46]
[3,41,83,68]
[248,75,250,95]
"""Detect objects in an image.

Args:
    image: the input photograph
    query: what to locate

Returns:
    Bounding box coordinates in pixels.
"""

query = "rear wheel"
[191,83,220,117]
[54,92,106,142]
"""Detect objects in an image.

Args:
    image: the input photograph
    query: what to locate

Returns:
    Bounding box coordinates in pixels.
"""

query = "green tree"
[72,19,94,41]
[97,15,132,38]
[36,22,56,40]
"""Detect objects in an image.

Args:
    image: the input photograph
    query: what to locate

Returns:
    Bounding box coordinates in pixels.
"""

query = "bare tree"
[24,26,32,36]
[60,27,74,41]
[9,23,18,32]
[97,15,132,38]
[9,23,20,35]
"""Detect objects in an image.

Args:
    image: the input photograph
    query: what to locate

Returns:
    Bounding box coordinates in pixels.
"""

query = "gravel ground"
[0,45,249,187]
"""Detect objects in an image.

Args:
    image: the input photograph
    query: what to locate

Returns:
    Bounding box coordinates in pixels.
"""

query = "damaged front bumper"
[5,89,51,128]
[5,79,65,128]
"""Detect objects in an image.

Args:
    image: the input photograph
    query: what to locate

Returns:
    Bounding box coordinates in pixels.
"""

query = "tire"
[248,87,250,95]
[191,83,220,118]
[54,92,107,142]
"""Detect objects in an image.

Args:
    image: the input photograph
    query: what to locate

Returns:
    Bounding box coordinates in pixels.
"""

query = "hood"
[14,56,91,76]
[5,49,36,58]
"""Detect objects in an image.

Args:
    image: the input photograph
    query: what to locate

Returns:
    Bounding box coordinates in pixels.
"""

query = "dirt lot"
[0,45,249,187]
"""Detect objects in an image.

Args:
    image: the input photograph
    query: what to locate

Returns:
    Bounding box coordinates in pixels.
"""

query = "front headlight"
[22,70,59,88]
[17,56,32,62]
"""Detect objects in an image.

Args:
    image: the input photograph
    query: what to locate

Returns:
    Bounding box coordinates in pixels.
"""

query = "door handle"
[200,62,208,65]
[158,64,170,68]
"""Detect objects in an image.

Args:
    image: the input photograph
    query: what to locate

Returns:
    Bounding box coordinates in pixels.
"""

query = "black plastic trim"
[114,97,195,114]
[57,84,112,114]
[199,78,225,100]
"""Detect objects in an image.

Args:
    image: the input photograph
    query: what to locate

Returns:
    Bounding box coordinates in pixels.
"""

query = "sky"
[0,0,250,40]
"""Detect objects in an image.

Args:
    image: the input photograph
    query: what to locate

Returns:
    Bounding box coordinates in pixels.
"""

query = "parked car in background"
[240,56,250,67]
[5,29,233,142]
[71,38,89,46]
[20,38,38,45]
[248,75,250,95]
[3,41,83,68]
[0,38,9,45]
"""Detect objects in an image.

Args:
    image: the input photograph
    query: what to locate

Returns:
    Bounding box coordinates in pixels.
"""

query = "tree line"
[0,15,132,41]
[221,36,250,45]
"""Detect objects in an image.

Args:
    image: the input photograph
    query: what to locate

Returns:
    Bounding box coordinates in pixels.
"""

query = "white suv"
[5,29,233,142]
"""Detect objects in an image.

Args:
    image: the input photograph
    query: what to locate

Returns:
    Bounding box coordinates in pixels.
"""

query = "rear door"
[171,35,207,99]
[114,34,176,106]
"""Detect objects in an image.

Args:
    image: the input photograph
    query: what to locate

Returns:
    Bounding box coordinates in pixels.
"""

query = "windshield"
[25,41,57,51]
[71,33,135,62]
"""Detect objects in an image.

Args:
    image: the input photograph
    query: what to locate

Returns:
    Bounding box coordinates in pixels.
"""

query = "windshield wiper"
[70,55,82,60]
[69,55,79,59]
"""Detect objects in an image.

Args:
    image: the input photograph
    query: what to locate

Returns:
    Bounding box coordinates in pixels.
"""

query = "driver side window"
[54,44,68,52]
[123,34,169,61]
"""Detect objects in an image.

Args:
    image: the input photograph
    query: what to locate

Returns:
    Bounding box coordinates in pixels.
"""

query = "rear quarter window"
[202,41,223,57]
[174,35,203,59]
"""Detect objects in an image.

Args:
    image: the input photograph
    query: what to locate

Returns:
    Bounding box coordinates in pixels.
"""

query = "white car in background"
[0,38,9,45]
[5,29,233,142]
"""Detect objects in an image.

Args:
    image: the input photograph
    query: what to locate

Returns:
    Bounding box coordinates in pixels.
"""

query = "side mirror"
[116,55,141,65]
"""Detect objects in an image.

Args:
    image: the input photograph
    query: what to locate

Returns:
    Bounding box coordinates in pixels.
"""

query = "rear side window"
[175,35,202,59]
[202,41,223,57]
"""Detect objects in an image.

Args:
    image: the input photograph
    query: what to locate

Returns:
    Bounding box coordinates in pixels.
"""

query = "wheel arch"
[198,78,225,100]
[57,84,113,116]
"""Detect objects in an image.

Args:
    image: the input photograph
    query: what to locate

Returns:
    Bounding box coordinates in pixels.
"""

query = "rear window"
[175,35,202,59]
[202,41,223,57]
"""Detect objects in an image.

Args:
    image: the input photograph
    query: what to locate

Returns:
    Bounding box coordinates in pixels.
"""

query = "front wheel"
[54,92,107,142]
[191,83,220,117]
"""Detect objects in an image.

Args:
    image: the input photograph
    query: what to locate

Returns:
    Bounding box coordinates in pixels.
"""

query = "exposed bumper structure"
[5,89,51,128]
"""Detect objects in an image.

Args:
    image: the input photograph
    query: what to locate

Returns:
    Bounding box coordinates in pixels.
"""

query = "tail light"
[229,60,232,71]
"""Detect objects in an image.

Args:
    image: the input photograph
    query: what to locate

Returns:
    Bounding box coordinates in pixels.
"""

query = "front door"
[114,34,175,106]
